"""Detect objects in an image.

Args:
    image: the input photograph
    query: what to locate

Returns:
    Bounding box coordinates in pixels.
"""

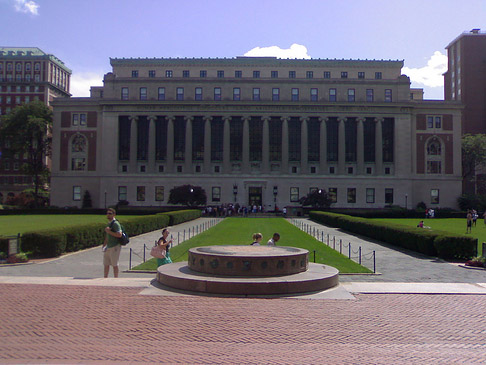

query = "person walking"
[466,210,473,233]
[250,233,263,245]
[102,208,122,278]
[156,228,173,267]
[267,233,280,246]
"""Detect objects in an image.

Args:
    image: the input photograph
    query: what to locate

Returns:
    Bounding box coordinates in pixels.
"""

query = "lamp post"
[104,190,107,209]
[405,194,408,210]
[233,184,238,203]
[273,186,278,211]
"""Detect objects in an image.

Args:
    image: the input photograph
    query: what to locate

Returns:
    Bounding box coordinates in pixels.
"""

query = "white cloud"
[402,51,447,88]
[70,72,104,97]
[14,0,39,15]
[244,44,311,59]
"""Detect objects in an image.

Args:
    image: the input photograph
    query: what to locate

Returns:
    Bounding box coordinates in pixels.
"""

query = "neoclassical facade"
[50,57,463,209]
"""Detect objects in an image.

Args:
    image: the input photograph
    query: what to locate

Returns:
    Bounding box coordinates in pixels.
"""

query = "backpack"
[110,220,130,246]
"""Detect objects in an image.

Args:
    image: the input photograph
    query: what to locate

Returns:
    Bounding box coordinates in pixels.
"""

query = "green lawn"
[133,217,372,273]
[0,214,140,236]
[372,217,484,256]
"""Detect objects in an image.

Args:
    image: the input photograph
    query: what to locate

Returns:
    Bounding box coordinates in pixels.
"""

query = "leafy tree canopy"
[462,133,486,178]
[168,184,207,207]
[299,189,333,209]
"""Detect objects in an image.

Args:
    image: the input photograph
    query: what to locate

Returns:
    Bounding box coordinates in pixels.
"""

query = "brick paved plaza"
[1,283,485,364]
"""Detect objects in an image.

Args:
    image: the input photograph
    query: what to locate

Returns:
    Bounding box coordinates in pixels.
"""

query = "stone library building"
[50,56,462,210]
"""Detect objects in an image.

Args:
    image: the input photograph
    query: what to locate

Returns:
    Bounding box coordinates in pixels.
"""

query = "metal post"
[129,248,132,269]
[359,247,362,265]
[348,243,351,259]
[373,250,376,273]
[313,250,316,263]
[340,239,342,254]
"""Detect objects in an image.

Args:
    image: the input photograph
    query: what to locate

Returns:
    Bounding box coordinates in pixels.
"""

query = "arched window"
[70,134,87,171]
[426,137,443,174]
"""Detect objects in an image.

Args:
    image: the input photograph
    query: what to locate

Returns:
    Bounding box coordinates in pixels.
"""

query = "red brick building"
[0,47,71,203]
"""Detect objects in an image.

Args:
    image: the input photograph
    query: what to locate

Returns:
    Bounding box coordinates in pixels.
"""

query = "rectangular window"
[131,70,138,78]
[155,186,164,201]
[233,88,240,101]
[385,89,392,102]
[347,188,356,203]
[148,70,156,77]
[427,161,442,174]
[121,87,129,100]
[235,70,242,78]
[139,87,147,100]
[271,71,278,78]
[72,114,79,126]
[329,88,337,102]
[253,71,260,78]
[212,187,221,202]
[136,186,145,201]
[328,188,337,202]
[200,70,207,78]
[118,186,127,201]
[366,188,375,203]
[217,70,224,78]
[428,116,442,129]
[195,87,202,100]
[366,89,374,102]
[348,89,355,102]
[385,188,394,204]
[310,88,318,101]
[341,71,348,78]
[291,88,299,101]
[375,72,382,79]
[253,88,260,101]
[290,187,299,202]
[176,87,184,101]
[214,87,222,101]
[73,186,81,201]
[183,70,190,78]
[165,70,173,78]
[306,71,313,79]
[289,71,296,78]
[158,87,165,100]
[323,71,331,79]
[79,114,87,126]
[358,72,365,79]
[71,158,86,170]
[272,88,280,101]
[431,189,439,204]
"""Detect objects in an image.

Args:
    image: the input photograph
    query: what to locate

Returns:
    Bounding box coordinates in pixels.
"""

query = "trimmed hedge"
[309,211,477,259]
[20,209,200,258]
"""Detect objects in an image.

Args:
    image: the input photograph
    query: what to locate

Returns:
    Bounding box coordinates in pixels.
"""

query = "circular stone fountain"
[157,245,339,295]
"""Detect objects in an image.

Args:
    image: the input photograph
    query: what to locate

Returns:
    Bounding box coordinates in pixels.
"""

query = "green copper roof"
[0,47,71,73]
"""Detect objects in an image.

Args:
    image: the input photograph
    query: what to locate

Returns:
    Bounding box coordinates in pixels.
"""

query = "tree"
[0,102,52,207]
[462,134,486,179]
[299,189,333,209]
[168,184,207,207]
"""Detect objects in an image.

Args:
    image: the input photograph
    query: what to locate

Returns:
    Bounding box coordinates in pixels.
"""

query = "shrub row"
[309,211,477,259]
[20,209,201,258]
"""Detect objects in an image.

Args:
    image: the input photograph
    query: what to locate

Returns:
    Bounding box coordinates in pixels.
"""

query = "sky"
[1,0,485,99]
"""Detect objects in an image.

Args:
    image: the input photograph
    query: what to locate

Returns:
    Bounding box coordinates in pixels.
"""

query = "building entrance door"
[248,187,262,207]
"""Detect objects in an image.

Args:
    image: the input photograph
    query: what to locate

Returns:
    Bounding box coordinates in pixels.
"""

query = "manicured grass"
[0,214,140,236]
[372,218,485,256]
[133,217,372,273]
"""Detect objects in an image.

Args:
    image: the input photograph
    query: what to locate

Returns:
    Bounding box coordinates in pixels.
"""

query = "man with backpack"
[102,208,122,278]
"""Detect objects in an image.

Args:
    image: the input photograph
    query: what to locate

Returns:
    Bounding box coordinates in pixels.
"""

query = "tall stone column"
[300,117,309,173]
[357,117,364,175]
[262,116,270,173]
[184,116,193,172]
[129,115,138,173]
[147,116,156,173]
[281,116,289,173]
[375,118,383,175]
[203,116,212,173]
[223,116,231,173]
[338,117,346,175]
[166,115,175,173]
[242,116,250,173]
[319,117,328,174]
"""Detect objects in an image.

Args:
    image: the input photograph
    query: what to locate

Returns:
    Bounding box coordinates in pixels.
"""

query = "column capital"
[374,117,384,123]
[147,115,157,122]
[261,116,271,122]
[319,116,329,123]
[357,117,366,123]
[129,115,138,122]
[280,116,290,122]
[222,116,231,122]
[203,115,213,122]
[300,116,309,122]
[184,116,194,122]
[338,117,347,122]
[166,115,176,122]
[241,116,251,122]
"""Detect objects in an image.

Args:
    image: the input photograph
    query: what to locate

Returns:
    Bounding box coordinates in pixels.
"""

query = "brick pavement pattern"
[1,284,485,364]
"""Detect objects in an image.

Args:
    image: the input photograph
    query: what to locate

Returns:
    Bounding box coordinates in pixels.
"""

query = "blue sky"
[1,0,485,99]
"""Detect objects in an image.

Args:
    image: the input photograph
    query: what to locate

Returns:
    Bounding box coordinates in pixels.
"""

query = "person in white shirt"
[267,233,280,246]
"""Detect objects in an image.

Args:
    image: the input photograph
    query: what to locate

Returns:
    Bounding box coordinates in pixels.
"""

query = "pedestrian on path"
[156,229,173,267]
[466,210,473,234]
[102,208,122,278]
[267,233,280,246]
